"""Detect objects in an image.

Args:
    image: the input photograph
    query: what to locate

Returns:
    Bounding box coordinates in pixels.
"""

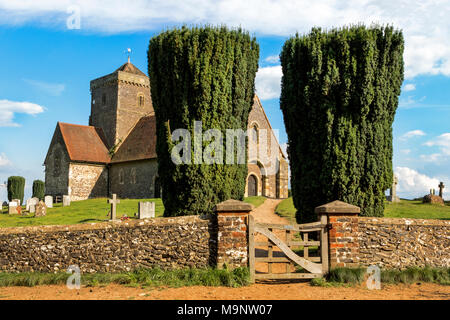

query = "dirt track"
[0,199,448,300]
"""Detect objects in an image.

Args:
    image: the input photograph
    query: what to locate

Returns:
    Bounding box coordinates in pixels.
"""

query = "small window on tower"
[138,94,144,107]
[102,93,106,106]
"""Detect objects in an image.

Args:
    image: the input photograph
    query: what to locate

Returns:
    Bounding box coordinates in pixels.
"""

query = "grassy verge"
[1,196,265,228]
[243,196,266,208]
[275,197,450,221]
[274,197,296,223]
[311,267,450,287]
[0,267,250,288]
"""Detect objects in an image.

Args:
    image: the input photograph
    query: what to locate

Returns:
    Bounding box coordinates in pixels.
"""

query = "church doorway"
[247,174,258,197]
[154,176,161,198]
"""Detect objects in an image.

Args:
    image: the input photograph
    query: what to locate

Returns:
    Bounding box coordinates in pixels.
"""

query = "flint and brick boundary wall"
[0,199,251,273]
[317,200,450,270]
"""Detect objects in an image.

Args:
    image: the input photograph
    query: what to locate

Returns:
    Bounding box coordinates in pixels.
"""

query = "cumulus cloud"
[0,99,45,127]
[264,55,280,64]
[424,133,450,156]
[1,1,450,79]
[400,130,426,140]
[255,66,282,100]
[403,83,416,92]
[23,79,65,96]
[395,166,445,199]
[0,153,11,167]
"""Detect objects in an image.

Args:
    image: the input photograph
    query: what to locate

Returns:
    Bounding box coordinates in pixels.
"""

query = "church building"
[44,61,289,201]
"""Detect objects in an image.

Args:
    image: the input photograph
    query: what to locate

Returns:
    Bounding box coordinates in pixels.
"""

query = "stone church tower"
[44,61,288,201]
[89,62,153,148]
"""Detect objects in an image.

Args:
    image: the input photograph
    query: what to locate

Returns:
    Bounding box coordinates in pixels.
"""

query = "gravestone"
[26,198,39,211]
[29,204,36,214]
[387,175,400,203]
[63,195,71,207]
[108,194,120,220]
[2,201,7,207]
[8,201,18,214]
[138,202,155,219]
[12,199,21,206]
[44,195,53,208]
[438,182,445,198]
[35,201,47,217]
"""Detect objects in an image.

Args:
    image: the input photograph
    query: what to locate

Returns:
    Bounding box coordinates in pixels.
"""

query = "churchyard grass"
[0,198,165,228]
[310,267,450,287]
[0,196,264,228]
[0,267,250,288]
[275,197,450,221]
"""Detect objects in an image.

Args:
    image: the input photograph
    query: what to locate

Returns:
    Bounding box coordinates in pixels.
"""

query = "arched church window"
[53,148,62,177]
[130,168,137,184]
[118,169,124,185]
[138,94,144,107]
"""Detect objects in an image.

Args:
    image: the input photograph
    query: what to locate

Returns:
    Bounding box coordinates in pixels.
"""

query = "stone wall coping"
[358,216,450,227]
[0,215,208,235]
[214,199,254,213]
[315,200,360,215]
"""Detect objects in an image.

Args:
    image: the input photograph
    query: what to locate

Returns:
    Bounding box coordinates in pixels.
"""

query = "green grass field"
[275,197,450,221]
[0,196,265,228]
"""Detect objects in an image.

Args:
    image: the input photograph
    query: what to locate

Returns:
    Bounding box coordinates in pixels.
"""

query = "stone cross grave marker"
[35,201,47,217]
[108,194,120,220]
[63,195,71,207]
[439,182,445,198]
[44,195,53,208]
[138,202,155,219]
[388,175,400,202]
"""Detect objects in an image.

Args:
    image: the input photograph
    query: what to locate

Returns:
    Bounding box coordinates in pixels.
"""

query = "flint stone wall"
[0,215,216,273]
[358,217,450,269]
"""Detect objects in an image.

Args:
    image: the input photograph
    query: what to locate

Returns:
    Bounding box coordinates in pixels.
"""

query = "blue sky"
[1,1,450,201]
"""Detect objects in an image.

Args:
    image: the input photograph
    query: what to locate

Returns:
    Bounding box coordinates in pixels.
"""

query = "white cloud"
[264,55,280,64]
[1,1,450,79]
[395,166,445,199]
[0,153,11,167]
[0,99,45,127]
[23,79,65,96]
[255,65,282,100]
[424,133,450,156]
[419,153,441,163]
[400,129,426,140]
[403,83,416,92]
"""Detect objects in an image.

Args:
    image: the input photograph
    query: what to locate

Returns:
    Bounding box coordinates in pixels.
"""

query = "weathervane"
[126,48,132,63]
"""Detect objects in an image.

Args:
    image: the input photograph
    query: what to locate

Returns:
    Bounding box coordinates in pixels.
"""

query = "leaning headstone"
[35,201,47,217]
[63,195,71,207]
[138,201,155,219]
[44,195,53,208]
[8,201,18,214]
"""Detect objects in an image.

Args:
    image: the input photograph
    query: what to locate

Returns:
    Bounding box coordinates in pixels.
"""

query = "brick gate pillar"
[315,200,360,269]
[214,199,254,270]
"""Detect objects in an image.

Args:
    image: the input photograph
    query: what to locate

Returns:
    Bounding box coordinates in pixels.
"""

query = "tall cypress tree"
[7,176,25,205]
[148,26,259,216]
[280,25,404,222]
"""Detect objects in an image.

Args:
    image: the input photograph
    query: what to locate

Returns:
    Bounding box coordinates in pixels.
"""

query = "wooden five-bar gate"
[248,214,329,282]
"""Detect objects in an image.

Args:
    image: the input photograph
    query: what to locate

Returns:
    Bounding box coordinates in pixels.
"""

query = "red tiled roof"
[114,62,147,77]
[58,122,111,164]
[111,115,157,163]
